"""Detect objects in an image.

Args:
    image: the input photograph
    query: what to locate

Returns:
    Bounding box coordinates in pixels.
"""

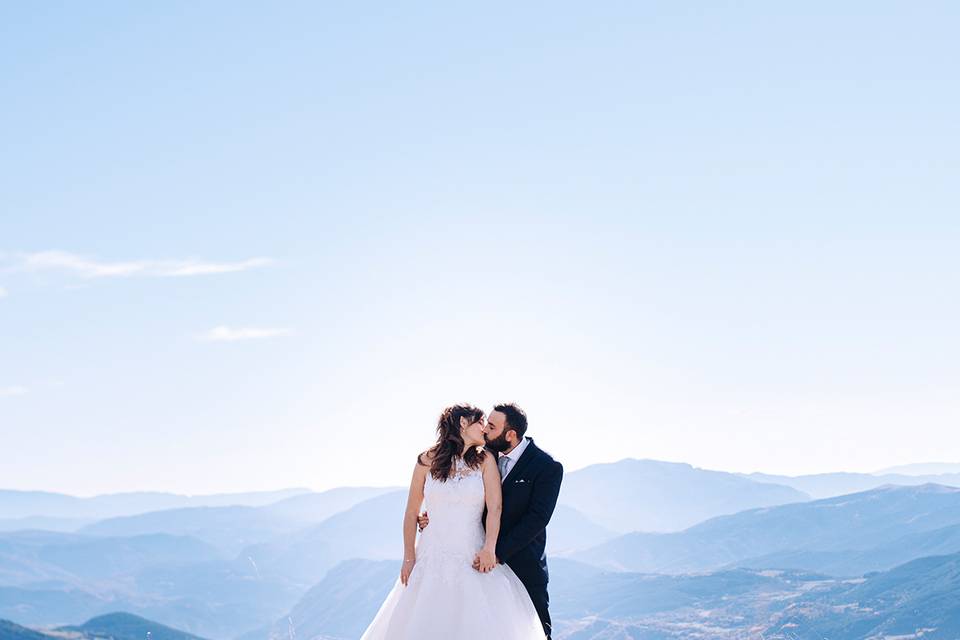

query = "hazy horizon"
[4,455,960,499]
[2,2,957,496]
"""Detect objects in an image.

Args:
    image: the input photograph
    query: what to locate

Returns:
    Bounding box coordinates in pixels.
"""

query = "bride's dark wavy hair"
[422,404,487,481]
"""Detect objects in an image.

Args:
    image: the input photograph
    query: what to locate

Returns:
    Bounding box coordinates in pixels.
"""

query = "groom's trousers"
[525,582,551,639]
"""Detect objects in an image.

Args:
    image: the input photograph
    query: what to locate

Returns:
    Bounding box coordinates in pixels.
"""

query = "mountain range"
[0,489,312,521]
[246,550,960,640]
[763,551,960,639]
[1,612,208,640]
[4,459,960,639]
[570,483,960,576]
[741,470,960,499]
[557,459,808,532]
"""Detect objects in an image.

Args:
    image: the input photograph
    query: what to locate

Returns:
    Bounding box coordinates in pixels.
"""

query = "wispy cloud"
[0,286,7,298]
[0,385,28,398]
[2,251,272,278]
[198,326,295,342]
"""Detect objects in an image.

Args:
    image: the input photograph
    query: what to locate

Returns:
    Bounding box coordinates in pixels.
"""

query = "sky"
[1,1,958,496]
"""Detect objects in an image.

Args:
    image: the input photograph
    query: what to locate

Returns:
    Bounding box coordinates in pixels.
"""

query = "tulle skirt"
[359,558,546,640]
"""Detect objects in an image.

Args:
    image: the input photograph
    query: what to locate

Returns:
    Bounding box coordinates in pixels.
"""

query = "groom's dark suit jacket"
[483,438,564,586]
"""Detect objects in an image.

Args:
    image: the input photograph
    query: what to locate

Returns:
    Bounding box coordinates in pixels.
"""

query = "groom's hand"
[472,553,501,571]
[417,511,429,532]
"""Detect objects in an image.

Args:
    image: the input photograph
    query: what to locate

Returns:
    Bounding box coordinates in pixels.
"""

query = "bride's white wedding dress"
[360,456,547,639]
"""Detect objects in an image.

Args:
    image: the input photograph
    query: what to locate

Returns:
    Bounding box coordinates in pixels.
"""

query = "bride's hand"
[476,547,496,573]
[400,556,415,586]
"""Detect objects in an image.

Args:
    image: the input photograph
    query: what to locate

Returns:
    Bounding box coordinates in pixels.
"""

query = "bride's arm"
[477,452,502,572]
[401,454,429,586]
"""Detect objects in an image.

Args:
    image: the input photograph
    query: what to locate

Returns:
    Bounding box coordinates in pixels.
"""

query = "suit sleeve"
[496,460,563,562]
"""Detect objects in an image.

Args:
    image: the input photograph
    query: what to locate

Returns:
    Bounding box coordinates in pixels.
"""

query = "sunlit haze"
[2,2,957,496]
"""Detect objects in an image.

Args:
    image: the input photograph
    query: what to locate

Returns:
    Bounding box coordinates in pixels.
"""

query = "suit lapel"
[502,438,539,493]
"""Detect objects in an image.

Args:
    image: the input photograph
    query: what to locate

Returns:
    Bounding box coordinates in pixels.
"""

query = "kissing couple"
[360,403,564,639]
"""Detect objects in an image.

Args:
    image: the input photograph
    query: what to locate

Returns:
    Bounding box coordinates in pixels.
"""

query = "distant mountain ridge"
[571,483,960,576]
[874,462,960,476]
[0,529,302,636]
[61,612,209,640]
[742,469,960,499]
[267,552,960,640]
[0,619,54,640]
[0,458,837,635]
[3,458,815,536]
[78,505,306,556]
[0,488,312,520]
[238,461,813,587]
[265,556,836,639]
[0,612,207,640]
[0,529,220,586]
[7,459,959,522]
[2,487,397,557]
[763,551,960,638]
[0,516,95,533]
[8,460,960,638]
[240,559,399,640]
[559,458,809,532]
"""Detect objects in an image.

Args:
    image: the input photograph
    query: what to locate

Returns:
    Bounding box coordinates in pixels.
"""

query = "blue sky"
[1,2,958,495]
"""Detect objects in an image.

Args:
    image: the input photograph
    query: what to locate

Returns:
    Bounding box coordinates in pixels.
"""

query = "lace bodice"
[413,456,486,586]
[423,456,485,513]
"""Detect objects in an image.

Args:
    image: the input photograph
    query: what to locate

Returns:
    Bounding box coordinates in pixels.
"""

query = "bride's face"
[460,416,485,446]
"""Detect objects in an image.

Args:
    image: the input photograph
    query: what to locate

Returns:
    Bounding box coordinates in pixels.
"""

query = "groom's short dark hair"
[494,403,528,439]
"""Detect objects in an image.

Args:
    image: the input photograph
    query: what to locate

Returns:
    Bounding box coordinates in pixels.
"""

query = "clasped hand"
[472,547,497,573]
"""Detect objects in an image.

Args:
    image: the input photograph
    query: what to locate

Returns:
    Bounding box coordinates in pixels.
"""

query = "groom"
[419,403,564,638]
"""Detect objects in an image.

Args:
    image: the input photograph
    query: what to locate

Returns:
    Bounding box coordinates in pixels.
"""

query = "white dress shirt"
[498,436,531,482]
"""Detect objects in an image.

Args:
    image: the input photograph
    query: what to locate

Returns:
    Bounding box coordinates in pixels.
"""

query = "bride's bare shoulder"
[480,449,498,469]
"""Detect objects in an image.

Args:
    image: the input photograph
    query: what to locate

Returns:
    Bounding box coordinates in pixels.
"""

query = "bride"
[360,404,547,639]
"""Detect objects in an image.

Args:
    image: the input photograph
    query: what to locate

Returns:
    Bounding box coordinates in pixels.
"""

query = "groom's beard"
[484,432,511,453]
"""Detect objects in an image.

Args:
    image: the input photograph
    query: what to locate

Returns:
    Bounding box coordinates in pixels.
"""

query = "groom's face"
[483,410,513,452]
